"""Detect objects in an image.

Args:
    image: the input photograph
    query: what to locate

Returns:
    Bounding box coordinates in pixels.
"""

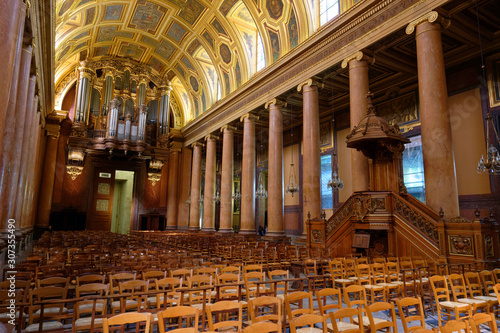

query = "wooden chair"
[395,297,426,333]
[479,271,496,297]
[72,298,107,333]
[244,264,263,274]
[217,273,241,301]
[439,320,471,333]
[197,267,218,279]
[328,307,364,333]
[111,280,148,313]
[36,277,70,289]
[447,274,488,314]
[469,312,497,333]
[365,301,397,333]
[76,274,106,286]
[244,271,268,300]
[102,312,151,333]
[187,274,213,312]
[464,272,498,315]
[248,296,282,324]
[285,291,315,322]
[26,286,69,332]
[109,272,136,295]
[171,268,193,287]
[343,285,387,329]
[243,321,282,333]
[268,270,289,299]
[429,275,471,327]
[206,300,243,332]
[142,270,167,282]
[157,306,199,333]
[316,288,342,317]
[289,313,326,333]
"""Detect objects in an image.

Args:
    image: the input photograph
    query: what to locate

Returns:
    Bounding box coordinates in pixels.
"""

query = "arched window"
[319,0,340,26]
[256,34,265,72]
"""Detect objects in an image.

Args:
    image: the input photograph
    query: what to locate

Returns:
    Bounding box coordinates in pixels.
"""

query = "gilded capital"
[406,11,439,34]
[341,51,374,68]
[205,134,219,142]
[45,124,61,138]
[297,78,324,92]
[220,125,237,133]
[240,113,259,123]
[192,142,205,148]
[265,98,287,110]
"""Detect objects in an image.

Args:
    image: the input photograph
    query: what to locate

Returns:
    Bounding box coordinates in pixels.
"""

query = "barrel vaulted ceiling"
[55,0,319,125]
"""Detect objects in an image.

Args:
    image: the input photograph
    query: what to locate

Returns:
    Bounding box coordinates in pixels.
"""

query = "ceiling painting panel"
[103,5,124,21]
[128,1,167,35]
[166,21,189,44]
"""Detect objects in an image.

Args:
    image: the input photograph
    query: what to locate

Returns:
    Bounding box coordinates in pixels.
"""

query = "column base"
[201,228,215,233]
[188,226,200,230]
[165,225,177,230]
[264,231,286,238]
[238,229,256,236]
[218,228,233,233]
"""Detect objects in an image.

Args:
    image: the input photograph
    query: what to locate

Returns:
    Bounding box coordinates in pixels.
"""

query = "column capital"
[406,11,447,34]
[220,125,237,133]
[192,142,205,148]
[45,124,61,138]
[205,134,219,142]
[78,60,95,80]
[160,80,173,95]
[341,51,374,68]
[297,78,324,92]
[265,98,287,109]
[170,147,182,153]
[240,113,259,123]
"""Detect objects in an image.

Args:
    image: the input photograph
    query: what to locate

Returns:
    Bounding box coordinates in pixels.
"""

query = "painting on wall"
[487,54,500,107]
[268,29,280,62]
[220,44,232,64]
[288,8,298,49]
[376,91,419,128]
[148,57,164,73]
[94,46,109,57]
[129,1,167,34]
[212,18,229,38]
[266,0,284,20]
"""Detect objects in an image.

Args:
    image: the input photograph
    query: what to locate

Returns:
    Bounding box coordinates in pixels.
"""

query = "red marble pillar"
[219,126,235,233]
[0,45,32,231]
[408,13,459,218]
[36,131,60,229]
[189,142,204,229]
[203,135,218,231]
[342,52,371,192]
[15,75,37,224]
[240,113,258,235]
[0,0,25,157]
[298,80,322,234]
[22,97,39,228]
[265,99,285,237]
[166,149,180,229]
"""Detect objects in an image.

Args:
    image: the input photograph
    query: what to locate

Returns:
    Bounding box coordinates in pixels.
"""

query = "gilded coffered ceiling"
[55,0,315,125]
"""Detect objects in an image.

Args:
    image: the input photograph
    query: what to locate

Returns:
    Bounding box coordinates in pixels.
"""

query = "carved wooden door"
[89,168,115,231]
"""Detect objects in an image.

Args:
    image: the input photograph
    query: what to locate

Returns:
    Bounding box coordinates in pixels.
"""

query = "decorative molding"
[394,196,439,242]
[220,125,237,133]
[484,235,494,258]
[205,134,219,142]
[240,113,259,122]
[297,78,324,92]
[448,235,474,256]
[405,11,438,34]
[264,98,287,109]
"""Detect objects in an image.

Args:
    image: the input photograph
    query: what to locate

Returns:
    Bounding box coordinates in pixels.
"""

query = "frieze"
[449,235,474,256]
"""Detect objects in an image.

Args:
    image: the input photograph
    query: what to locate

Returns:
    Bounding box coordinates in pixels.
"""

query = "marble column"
[166,149,180,229]
[0,0,25,155]
[298,79,322,235]
[203,135,218,231]
[265,99,285,237]
[15,75,37,224]
[219,125,236,233]
[36,127,61,229]
[341,51,372,192]
[239,113,258,235]
[22,97,39,228]
[189,142,204,229]
[407,12,459,218]
[0,45,32,231]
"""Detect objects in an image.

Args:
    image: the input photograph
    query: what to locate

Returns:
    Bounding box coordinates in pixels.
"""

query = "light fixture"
[213,190,221,203]
[256,172,267,199]
[147,159,164,186]
[327,77,344,191]
[66,149,86,180]
[185,188,191,205]
[198,194,204,205]
[285,103,299,197]
[232,189,241,203]
[477,113,500,175]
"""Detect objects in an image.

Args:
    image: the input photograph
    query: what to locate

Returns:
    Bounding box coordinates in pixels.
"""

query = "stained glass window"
[321,155,333,209]
[403,135,426,202]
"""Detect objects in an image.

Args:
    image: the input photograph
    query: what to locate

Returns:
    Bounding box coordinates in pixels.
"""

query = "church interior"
[1,0,500,331]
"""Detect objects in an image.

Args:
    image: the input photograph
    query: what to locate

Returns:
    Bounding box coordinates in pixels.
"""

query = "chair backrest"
[373,257,386,264]
[76,283,109,298]
[142,270,167,282]
[243,321,281,333]
[244,264,263,274]
[248,296,282,324]
[102,312,151,333]
[76,274,105,286]
[268,270,289,296]
[464,272,483,298]
[328,307,364,333]
[439,320,471,333]
[316,288,342,315]
[366,301,397,333]
[36,277,70,288]
[469,312,497,333]
[429,275,450,303]
[170,268,193,287]
[206,300,243,332]
[284,291,313,321]
[197,267,218,279]
[221,265,240,274]
[28,286,68,325]
[217,272,240,300]
[395,297,425,333]
[109,272,136,294]
[187,274,212,306]
[156,277,182,291]
[493,268,500,284]
[157,305,199,333]
[371,263,386,284]
[343,284,367,309]
[447,274,469,301]
[244,271,266,298]
[289,314,326,333]
[479,270,495,295]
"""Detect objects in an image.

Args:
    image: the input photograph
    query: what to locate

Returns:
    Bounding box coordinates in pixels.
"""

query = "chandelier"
[477,113,500,175]
[213,191,221,203]
[328,170,344,190]
[256,172,267,199]
[285,103,299,197]
[198,194,204,205]
[232,188,241,203]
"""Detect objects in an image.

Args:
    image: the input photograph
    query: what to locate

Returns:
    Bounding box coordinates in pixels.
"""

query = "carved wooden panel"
[97,182,110,195]
[96,199,109,212]
[448,235,474,256]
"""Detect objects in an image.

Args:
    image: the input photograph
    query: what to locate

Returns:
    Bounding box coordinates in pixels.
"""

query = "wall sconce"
[66,149,86,180]
[147,159,164,186]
